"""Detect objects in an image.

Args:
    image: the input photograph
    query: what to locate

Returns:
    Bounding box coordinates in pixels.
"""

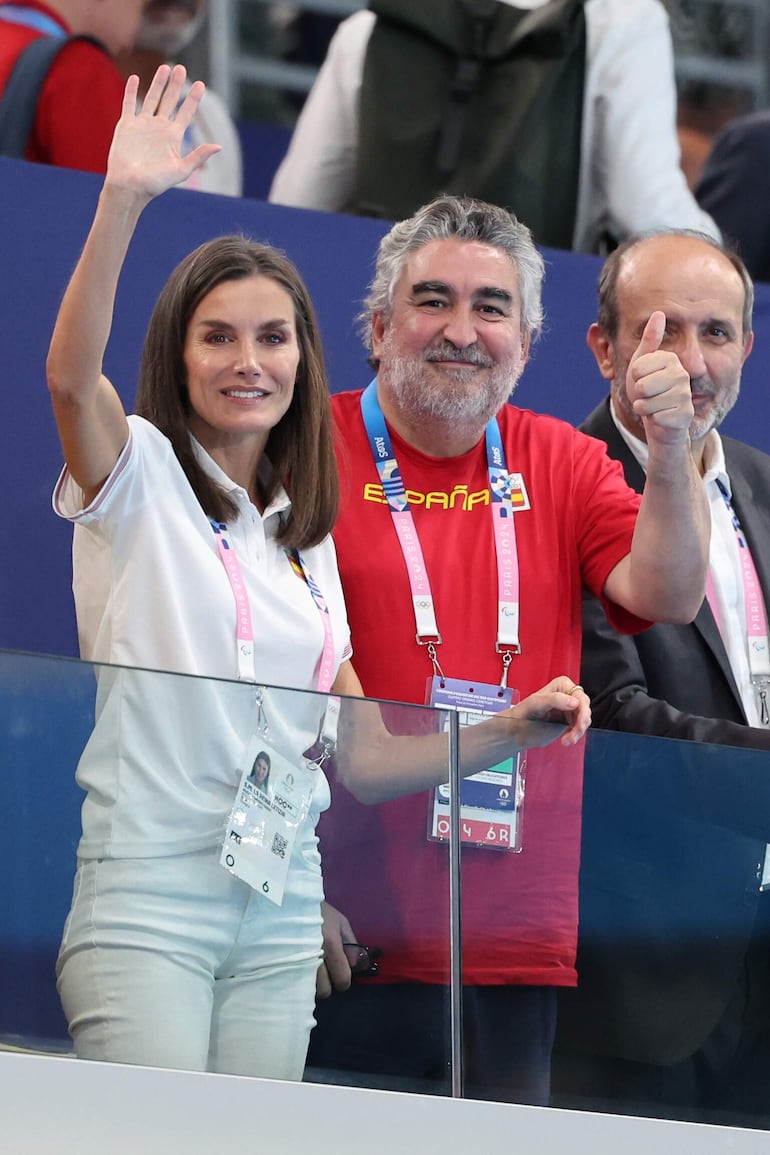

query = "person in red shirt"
[310,194,711,1103]
[0,0,143,171]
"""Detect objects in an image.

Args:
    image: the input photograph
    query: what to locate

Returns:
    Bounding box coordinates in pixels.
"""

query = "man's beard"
[381,337,524,428]
[611,357,740,443]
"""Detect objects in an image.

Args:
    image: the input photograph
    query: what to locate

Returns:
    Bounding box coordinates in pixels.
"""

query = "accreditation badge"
[426,677,525,853]
[220,734,316,906]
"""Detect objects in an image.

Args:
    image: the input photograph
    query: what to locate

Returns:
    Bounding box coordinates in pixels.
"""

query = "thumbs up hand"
[626,311,693,446]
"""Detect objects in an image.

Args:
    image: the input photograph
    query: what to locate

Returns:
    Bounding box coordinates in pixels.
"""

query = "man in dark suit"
[696,110,770,285]
[552,230,770,1128]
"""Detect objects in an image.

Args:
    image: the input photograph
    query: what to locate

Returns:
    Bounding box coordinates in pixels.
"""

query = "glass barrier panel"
[550,725,770,1132]
[317,702,572,1103]
[0,648,455,1094]
[310,695,458,1097]
[457,719,770,1131]
[0,650,94,1053]
[456,715,577,1106]
[4,645,770,1134]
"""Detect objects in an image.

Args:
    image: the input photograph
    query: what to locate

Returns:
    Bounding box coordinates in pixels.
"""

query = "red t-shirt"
[323,389,644,986]
[0,1,124,172]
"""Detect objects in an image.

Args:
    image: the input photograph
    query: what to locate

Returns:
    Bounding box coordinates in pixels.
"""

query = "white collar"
[190,435,291,517]
[607,398,731,497]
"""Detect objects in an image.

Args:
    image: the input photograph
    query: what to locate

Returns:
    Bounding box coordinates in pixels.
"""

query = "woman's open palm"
[106,64,222,199]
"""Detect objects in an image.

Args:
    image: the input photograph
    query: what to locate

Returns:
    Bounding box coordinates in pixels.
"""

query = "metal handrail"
[207,0,364,115]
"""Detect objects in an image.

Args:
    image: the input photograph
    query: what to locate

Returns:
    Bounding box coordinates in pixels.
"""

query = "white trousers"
[56,845,323,1078]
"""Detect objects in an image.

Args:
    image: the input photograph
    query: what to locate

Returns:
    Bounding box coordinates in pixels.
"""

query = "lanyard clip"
[426,640,446,681]
[499,648,514,691]
[255,686,270,736]
[758,683,770,727]
[304,696,341,769]
[416,634,444,678]
[304,735,335,770]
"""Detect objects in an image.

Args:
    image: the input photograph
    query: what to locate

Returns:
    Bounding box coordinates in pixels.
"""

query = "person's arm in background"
[696,113,770,285]
[575,0,719,251]
[268,10,374,210]
[583,591,770,750]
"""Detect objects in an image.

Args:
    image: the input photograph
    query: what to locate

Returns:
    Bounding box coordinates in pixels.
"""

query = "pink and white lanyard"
[361,381,521,686]
[210,520,337,694]
[706,481,770,725]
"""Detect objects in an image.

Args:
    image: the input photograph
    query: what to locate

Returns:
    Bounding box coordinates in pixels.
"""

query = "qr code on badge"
[271,832,288,859]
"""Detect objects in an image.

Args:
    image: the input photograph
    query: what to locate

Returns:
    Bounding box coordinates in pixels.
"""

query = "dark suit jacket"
[556,397,770,1065]
[696,110,770,285]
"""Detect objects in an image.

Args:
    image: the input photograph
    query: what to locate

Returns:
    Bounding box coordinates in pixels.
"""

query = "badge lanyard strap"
[285,548,337,695]
[360,381,521,686]
[211,520,256,682]
[0,7,66,35]
[210,520,337,694]
[707,481,770,724]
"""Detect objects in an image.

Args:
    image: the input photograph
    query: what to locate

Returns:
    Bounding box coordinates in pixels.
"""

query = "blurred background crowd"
[5,0,770,275]
[191,0,768,195]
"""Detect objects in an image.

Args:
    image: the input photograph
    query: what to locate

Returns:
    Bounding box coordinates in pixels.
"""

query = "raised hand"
[625,311,694,445]
[106,64,222,200]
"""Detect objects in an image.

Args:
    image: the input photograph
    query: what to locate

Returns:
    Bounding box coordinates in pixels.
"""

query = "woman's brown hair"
[135,235,338,549]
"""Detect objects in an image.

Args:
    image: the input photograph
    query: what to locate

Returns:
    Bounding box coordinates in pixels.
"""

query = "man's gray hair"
[361,195,545,353]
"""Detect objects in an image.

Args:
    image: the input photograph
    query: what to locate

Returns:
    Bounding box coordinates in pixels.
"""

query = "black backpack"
[0,34,102,158]
[348,0,587,249]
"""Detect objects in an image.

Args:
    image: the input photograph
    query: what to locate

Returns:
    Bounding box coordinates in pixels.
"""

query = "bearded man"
[309,196,711,1104]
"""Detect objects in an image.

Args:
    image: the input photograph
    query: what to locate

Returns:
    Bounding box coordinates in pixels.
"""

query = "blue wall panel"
[1,155,768,658]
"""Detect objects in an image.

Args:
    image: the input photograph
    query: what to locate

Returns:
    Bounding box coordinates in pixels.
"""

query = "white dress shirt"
[610,401,764,727]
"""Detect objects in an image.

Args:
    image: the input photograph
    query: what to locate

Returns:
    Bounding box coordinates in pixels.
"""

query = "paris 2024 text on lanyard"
[362,380,533,853]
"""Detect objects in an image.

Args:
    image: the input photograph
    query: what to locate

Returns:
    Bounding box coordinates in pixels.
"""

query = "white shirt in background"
[269,0,718,252]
